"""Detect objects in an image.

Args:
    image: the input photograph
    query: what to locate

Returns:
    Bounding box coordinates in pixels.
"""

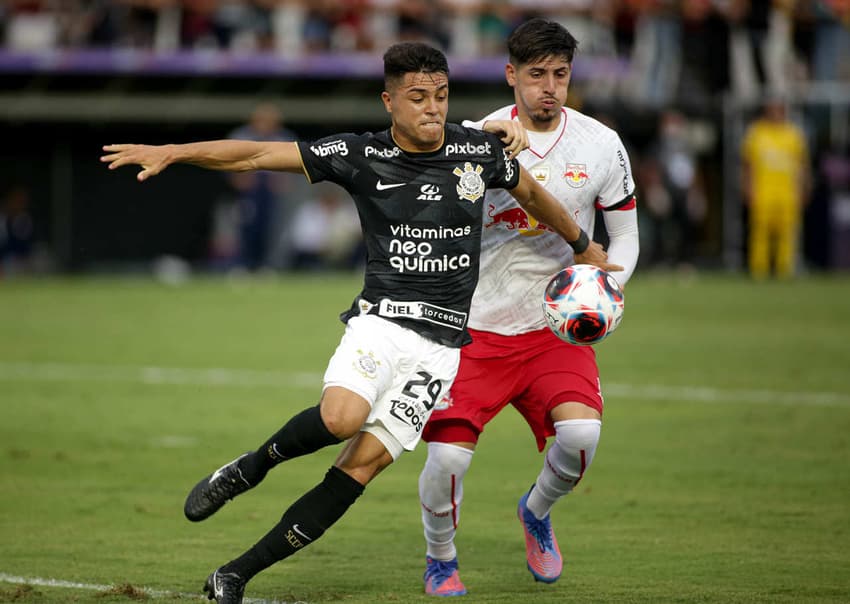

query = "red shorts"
[422,327,602,452]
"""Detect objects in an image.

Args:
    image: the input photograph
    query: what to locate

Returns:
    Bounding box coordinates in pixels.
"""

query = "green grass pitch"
[1,271,849,603]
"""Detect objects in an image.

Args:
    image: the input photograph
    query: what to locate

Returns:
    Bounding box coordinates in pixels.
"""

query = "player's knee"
[424,441,474,477]
[321,388,371,439]
[420,442,473,526]
[321,413,359,440]
[553,418,601,472]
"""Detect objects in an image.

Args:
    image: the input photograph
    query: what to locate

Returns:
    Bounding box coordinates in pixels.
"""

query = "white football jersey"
[464,105,637,335]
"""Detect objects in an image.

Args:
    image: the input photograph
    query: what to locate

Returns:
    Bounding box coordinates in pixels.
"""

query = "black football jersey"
[297,123,520,347]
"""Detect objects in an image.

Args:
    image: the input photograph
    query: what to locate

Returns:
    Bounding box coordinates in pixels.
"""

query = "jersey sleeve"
[296,133,359,186]
[595,132,636,209]
[486,133,520,190]
[602,203,640,287]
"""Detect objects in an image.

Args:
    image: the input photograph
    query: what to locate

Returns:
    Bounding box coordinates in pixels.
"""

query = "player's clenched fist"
[101,144,174,181]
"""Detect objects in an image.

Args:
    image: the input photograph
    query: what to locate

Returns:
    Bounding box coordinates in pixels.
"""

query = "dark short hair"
[383,42,450,89]
[507,18,578,66]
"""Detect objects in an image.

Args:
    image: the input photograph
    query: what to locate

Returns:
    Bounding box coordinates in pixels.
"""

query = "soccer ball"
[542,264,625,346]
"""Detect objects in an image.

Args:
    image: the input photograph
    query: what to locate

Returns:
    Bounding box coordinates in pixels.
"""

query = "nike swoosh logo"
[210,466,227,484]
[292,524,313,541]
[376,180,405,191]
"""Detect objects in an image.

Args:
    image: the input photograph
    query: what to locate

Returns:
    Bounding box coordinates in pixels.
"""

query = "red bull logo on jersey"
[484,203,555,237]
[564,163,589,188]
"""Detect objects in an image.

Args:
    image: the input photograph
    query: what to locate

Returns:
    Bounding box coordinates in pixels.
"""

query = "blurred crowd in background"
[3,1,850,95]
[2,1,850,279]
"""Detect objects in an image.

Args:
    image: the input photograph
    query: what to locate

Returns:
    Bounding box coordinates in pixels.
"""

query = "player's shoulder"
[304,130,391,160]
[564,107,619,141]
[477,104,515,123]
[445,122,504,155]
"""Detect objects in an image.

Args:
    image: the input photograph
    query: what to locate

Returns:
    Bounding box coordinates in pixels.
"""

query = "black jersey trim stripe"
[601,193,637,212]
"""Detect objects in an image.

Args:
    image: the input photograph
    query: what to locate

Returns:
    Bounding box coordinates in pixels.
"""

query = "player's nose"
[424,97,440,114]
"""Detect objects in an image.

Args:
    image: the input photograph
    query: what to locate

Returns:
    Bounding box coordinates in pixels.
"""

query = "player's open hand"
[575,240,624,274]
[481,120,528,160]
[101,144,173,182]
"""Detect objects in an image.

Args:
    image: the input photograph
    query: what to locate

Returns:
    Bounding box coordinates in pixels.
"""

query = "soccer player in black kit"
[101,42,621,604]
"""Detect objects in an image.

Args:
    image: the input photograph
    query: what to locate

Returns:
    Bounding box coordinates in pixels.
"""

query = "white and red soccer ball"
[542,264,625,346]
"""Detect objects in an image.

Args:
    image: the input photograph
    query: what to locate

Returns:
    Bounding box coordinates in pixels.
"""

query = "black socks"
[238,405,341,484]
[221,466,365,581]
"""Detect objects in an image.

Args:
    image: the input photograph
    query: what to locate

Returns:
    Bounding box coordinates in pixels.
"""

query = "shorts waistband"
[357,297,467,331]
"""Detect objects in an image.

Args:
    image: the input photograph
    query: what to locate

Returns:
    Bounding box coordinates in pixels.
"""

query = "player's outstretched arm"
[509,166,624,272]
[101,140,304,182]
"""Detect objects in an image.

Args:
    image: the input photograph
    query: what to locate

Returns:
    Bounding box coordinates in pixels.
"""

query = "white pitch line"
[0,361,320,389]
[603,383,850,407]
[0,572,303,603]
[1,361,849,407]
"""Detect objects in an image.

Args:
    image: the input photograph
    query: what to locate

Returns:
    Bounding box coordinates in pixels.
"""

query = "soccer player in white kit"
[419,19,640,596]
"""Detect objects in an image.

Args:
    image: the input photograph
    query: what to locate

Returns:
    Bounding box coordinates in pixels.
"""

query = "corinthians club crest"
[453,162,485,203]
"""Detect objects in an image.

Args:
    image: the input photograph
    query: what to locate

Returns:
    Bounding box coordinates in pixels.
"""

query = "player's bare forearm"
[101,140,303,182]
[509,168,623,273]
[510,168,581,242]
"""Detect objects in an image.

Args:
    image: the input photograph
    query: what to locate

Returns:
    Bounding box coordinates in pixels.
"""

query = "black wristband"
[568,229,590,254]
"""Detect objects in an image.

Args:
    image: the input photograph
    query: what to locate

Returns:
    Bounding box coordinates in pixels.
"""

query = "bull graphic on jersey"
[485,204,530,230]
[453,162,485,203]
[485,203,555,236]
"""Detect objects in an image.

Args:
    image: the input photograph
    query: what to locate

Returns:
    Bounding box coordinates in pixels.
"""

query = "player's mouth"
[540,98,557,110]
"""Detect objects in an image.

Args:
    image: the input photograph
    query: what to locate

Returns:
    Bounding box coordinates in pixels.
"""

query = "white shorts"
[323,315,460,459]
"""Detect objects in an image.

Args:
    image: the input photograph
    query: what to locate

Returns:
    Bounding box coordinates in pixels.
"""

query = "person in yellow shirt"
[741,98,810,279]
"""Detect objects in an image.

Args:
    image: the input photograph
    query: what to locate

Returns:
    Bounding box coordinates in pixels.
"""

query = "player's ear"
[505,63,517,87]
[381,91,392,114]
